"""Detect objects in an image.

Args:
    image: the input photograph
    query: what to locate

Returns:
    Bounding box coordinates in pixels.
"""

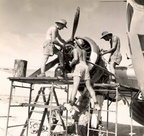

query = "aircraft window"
[138,34,144,51]
[134,0,144,5]
[127,4,133,32]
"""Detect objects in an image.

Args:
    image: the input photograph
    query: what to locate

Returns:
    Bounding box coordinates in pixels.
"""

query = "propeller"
[71,7,80,41]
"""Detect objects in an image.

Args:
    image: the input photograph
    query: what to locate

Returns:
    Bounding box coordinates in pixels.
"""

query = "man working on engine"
[100,31,122,83]
[39,19,67,77]
[69,37,100,110]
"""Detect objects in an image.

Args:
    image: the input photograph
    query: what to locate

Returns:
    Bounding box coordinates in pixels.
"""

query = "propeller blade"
[71,7,80,40]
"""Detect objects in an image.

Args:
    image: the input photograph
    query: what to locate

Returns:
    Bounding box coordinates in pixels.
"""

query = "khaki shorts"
[73,62,90,80]
[110,53,122,65]
[43,40,59,56]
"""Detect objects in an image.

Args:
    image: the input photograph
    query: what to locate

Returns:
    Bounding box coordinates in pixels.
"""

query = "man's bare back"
[71,47,87,67]
[69,38,100,111]
[76,47,87,62]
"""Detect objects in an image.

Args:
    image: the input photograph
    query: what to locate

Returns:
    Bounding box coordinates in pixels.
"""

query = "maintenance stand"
[5,77,139,136]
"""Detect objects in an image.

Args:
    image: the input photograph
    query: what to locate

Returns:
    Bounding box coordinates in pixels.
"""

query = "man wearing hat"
[100,31,122,83]
[39,19,67,77]
[68,37,100,111]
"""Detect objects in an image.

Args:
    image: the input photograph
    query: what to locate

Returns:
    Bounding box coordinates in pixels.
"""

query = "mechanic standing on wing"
[100,31,122,83]
[39,19,67,77]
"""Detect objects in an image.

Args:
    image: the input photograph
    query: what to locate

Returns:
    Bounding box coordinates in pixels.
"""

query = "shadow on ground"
[99,121,144,136]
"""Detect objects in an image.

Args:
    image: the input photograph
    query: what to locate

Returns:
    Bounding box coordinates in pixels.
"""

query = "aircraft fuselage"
[115,65,138,88]
[127,0,144,96]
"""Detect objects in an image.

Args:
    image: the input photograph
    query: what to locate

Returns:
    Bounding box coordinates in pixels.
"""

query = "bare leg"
[85,80,100,110]
[56,51,63,66]
[70,76,81,104]
[85,80,97,103]
[109,61,116,80]
[97,95,104,123]
[41,54,49,74]
[59,52,64,66]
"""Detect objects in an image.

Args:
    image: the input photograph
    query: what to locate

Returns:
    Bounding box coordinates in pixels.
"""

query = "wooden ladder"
[20,84,67,136]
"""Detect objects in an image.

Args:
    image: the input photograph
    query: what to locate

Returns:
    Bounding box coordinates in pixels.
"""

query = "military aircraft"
[115,0,144,126]
[1,0,144,127]
[29,0,144,126]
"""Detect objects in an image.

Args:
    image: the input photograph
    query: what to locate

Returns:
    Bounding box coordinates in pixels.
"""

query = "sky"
[0,0,131,69]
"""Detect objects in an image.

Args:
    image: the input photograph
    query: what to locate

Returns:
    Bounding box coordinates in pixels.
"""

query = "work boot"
[64,103,80,112]
[37,73,46,77]
[109,78,116,84]
[94,102,100,111]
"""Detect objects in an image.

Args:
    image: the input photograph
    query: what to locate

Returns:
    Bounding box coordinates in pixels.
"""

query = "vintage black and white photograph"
[0,0,144,136]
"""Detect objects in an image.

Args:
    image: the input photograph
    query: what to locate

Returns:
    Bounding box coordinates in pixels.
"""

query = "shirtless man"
[39,19,67,77]
[100,31,122,82]
[69,38,100,110]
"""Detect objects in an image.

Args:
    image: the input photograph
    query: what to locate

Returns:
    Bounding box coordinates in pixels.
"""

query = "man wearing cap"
[69,38,100,111]
[100,31,122,82]
[39,19,67,77]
